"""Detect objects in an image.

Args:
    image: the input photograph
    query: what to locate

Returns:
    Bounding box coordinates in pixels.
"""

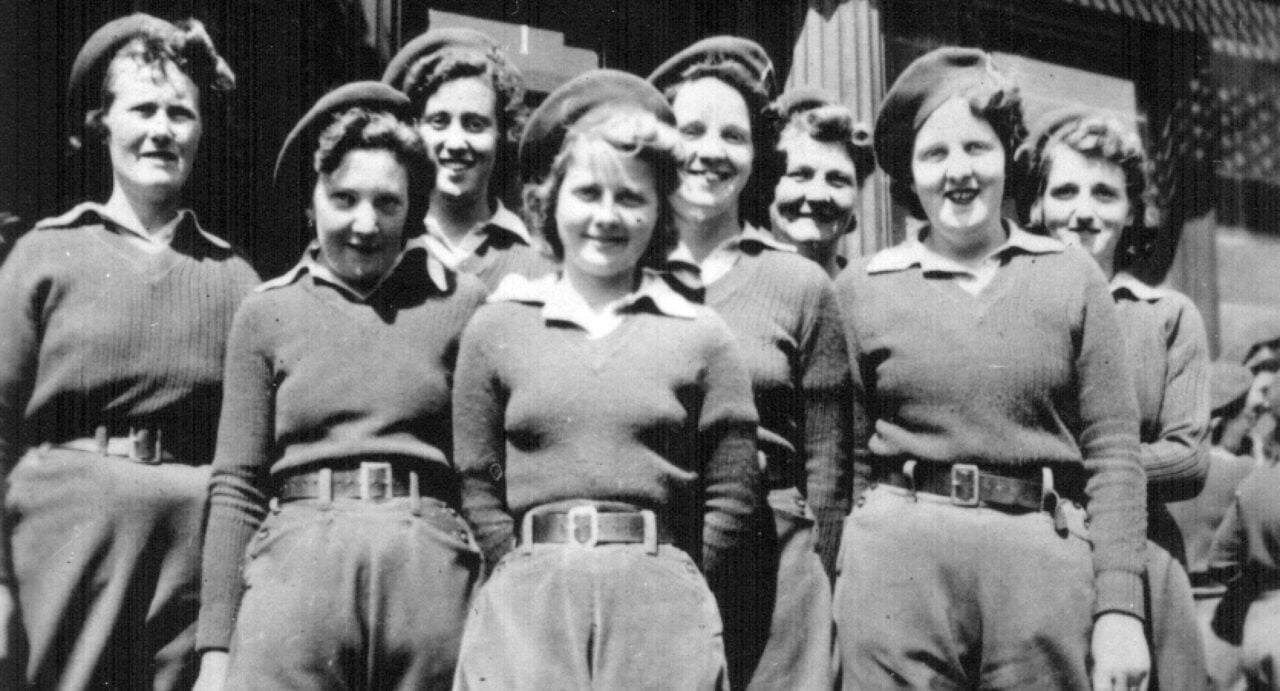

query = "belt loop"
[642,510,658,555]
[1040,467,1058,512]
[318,467,333,505]
[94,425,109,456]
[902,460,918,501]
[409,470,422,516]
[520,511,534,554]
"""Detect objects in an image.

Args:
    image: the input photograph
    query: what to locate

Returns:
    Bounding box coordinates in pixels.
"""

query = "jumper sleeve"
[832,269,874,502]
[697,322,762,577]
[1075,266,1148,619]
[1142,297,1211,502]
[196,299,277,651]
[0,238,42,585]
[453,312,515,568]
[797,278,852,578]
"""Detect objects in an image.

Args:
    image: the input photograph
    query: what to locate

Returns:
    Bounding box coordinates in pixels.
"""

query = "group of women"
[0,10,1226,691]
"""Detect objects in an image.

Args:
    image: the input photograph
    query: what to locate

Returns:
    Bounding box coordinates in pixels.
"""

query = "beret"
[647,35,776,98]
[273,81,413,184]
[874,46,1010,184]
[382,27,501,93]
[1210,360,1256,413]
[68,13,180,99]
[519,69,674,184]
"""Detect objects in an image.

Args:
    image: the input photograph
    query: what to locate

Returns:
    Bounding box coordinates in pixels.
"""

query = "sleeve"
[1142,297,1211,502]
[196,299,277,651]
[0,237,44,584]
[833,269,874,503]
[1205,494,1246,586]
[697,321,762,577]
[1074,265,1148,620]
[452,311,515,568]
[797,278,852,579]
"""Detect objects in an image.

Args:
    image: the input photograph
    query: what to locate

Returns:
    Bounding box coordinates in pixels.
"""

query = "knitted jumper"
[420,201,556,293]
[833,242,1147,618]
[452,296,760,576]
[196,251,487,650]
[703,241,850,569]
[460,240,556,293]
[0,205,259,582]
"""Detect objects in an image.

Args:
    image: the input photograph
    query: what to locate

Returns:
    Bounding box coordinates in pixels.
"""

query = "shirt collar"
[257,242,447,299]
[866,221,1062,275]
[489,268,699,326]
[1110,272,1166,302]
[35,201,230,250]
[422,199,533,246]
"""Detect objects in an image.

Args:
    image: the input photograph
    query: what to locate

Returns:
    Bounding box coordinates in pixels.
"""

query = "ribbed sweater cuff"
[195,602,235,652]
[1094,570,1146,621]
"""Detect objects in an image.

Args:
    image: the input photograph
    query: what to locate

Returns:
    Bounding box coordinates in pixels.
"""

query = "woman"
[1019,108,1212,691]
[832,47,1150,690]
[0,14,258,689]
[383,27,554,290]
[649,37,851,690]
[193,82,486,689]
[451,71,760,690]
[766,87,875,277]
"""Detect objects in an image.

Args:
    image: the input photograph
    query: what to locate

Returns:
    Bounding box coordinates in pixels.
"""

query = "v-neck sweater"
[704,246,851,568]
[834,245,1147,618]
[452,300,761,576]
[455,236,556,292]
[0,214,259,583]
[196,260,488,650]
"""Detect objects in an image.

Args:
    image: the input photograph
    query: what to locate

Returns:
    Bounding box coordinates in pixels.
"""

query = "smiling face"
[555,142,659,285]
[770,131,859,252]
[100,56,202,206]
[669,77,754,223]
[312,148,409,289]
[1039,143,1131,276]
[419,75,499,203]
[910,97,1006,259]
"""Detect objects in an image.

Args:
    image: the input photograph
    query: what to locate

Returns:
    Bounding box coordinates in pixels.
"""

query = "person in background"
[0,14,258,689]
[765,87,875,277]
[451,70,759,689]
[1018,107,1211,690]
[1169,360,1261,690]
[650,37,851,690]
[193,83,485,690]
[834,47,1149,690]
[382,27,554,290]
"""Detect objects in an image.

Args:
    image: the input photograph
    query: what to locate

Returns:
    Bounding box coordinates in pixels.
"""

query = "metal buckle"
[566,505,599,548]
[359,462,394,501]
[950,463,980,506]
[129,427,162,465]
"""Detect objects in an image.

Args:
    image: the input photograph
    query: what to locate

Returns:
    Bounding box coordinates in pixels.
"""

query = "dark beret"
[381,27,499,93]
[67,13,179,99]
[1210,360,1256,413]
[647,35,776,98]
[874,46,1009,184]
[273,81,413,184]
[519,69,674,184]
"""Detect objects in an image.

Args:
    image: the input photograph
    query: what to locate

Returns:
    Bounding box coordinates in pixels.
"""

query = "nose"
[350,202,379,235]
[592,197,623,228]
[1071,202,1096,227]
[147,112,175,143]
[442,121,469,152]
[943,155,974,183]
[687,135,727,167]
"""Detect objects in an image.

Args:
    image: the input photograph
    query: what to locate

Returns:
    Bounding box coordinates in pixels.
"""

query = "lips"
[943,188,979,205]
[140,150,179,163]
[438,157,474,172]
[778,199,843,224]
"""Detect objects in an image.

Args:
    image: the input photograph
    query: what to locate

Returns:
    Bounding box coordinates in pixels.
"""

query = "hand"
[1090,612,1149,691]
[192,650,230,691]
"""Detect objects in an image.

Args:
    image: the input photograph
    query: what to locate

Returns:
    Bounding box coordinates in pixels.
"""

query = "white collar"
[866,221,1063,275]
[1110,272,1166,302]
[488,269,699,325]
[35,201,229,249]
[257,242,447,299]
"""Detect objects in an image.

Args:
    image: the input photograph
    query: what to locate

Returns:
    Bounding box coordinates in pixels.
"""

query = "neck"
[563,264,635,312]
[925,218,1006,269]
[105,185,179,235]
[673,203,741,263]
[429,190,492,243]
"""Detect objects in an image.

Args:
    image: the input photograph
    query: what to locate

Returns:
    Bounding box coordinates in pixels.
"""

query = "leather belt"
[521,506,669,553]
[58,426,170,464]
[878,462,1046,511]
[277,462,418,502]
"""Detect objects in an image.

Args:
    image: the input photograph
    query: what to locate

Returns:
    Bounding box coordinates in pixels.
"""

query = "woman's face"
[419,76,499,204]
[670,77,753,221]
[770,132,859,249]
[312,148,409,289]
[910,97,1005,249]
[555,145,659,283]
[1040,143,1131,273]
[100,57,202,205]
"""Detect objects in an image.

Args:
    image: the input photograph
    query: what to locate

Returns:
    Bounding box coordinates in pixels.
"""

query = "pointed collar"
[1110,272,1166,302]
[866,221,1062,275]
[422,199,534,247]
[257,242,448,299]
[488,268,699,323]
[35,201,230,250]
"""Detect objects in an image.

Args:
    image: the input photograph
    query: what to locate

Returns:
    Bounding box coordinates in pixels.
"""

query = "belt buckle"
[129,427,161,465]
[951,463,980,507]
[359,461,394,501]
[566,505,599,548]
